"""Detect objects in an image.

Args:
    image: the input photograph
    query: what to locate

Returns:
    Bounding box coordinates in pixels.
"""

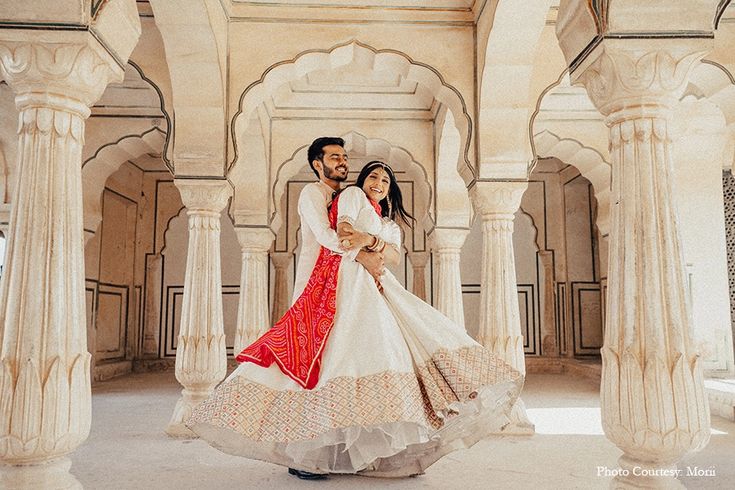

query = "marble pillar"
[166,179,231,437]
[429,228,468,328]
[270,251,293,323]
[233,227,274,354]
[576,41,711,488]
[0,37,125,488]
[407,251,429,302]
[470,181,534,434]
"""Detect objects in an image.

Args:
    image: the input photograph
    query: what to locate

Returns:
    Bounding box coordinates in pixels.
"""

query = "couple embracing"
[187,137,523,479]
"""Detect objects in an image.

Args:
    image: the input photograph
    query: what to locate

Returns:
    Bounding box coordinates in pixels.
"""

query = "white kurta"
[189,186,523,476]
[292,181,358,303]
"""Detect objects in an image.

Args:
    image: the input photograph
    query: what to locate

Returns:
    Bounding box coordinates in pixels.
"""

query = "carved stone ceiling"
[266,61,440,121]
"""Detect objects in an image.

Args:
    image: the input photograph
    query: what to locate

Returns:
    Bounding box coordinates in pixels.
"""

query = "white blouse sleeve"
[336,186,368,227]
[381,220,402,252]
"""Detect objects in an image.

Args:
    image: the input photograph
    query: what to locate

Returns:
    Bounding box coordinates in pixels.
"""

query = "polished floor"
[69,371,735,489]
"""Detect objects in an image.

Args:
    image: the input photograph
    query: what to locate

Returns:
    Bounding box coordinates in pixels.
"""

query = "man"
[287,137,384,481]
[292,137,384,303]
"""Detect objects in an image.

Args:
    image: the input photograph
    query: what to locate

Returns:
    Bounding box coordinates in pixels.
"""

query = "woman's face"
[362,167,391,202]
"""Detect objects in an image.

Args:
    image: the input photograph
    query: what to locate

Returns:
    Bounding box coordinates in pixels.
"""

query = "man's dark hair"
[307,137,345,178]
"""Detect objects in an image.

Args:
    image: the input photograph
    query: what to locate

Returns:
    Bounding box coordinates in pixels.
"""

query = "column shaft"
[233,228,274,354]
[601,113,709,476]
[573,41,712,487]
[470,181,534,434]
[429,228,468,328]
[270,252,293,323]
[166,179,231,437]
[407,251,429,302]
[0,36,130,488]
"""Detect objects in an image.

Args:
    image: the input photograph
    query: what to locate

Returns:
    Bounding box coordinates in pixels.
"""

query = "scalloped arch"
[160,205,187,257]
[690,60,735,124]
[229,40,474,183]
[82,128,168,237]
[533,129,612,236]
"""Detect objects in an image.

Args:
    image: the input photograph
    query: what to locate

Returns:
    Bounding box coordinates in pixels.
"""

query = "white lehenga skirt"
[187,259,523,476]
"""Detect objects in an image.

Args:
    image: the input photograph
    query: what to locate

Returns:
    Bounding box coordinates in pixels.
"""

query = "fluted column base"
[0,458,81,490]
[495,399,535,435]
[165,387,213,438]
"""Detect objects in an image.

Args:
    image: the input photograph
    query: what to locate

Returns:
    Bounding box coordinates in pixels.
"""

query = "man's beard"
[324,165,348,181]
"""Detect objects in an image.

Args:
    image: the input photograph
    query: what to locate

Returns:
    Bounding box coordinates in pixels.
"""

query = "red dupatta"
[236,192,382,389]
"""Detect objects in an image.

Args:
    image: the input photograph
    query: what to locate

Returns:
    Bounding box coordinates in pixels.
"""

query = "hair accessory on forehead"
[366,160,394,176]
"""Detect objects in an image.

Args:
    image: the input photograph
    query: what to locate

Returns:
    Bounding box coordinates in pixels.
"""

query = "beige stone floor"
[69,371,735,490]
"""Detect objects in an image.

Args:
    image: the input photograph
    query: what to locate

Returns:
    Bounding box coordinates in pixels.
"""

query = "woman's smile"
[363,167,390,202]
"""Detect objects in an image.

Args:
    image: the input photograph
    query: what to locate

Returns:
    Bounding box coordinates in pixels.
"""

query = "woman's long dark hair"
[354,160,415,226]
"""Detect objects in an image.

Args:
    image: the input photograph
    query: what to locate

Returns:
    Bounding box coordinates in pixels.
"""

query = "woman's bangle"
[367,237,385,252]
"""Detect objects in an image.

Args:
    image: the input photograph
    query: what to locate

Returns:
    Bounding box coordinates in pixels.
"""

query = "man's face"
[316,145,349,182]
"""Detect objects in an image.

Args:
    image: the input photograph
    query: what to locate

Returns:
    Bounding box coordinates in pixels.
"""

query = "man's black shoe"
[288,468,328,480]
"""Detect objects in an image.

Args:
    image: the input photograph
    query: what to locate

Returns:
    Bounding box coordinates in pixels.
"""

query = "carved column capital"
[469,181,527,219]
[0,34,124,115]
[235,227,275,253]
[573,39,709,121]
[174,179,232,215]
[428,227,469,252]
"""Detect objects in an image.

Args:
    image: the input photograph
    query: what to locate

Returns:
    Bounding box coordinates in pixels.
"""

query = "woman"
[187,161,523,477]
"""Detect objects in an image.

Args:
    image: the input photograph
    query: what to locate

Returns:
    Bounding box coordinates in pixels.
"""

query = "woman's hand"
[337,223,374,250]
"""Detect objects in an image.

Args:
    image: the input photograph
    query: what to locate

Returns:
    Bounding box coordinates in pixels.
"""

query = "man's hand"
[356,249,385,282]
[337,223,374,250]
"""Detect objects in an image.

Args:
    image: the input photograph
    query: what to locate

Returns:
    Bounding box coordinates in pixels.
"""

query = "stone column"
[270,251,293,322]
[407,251,429,302]
[429,227,468,328]
[166,179,232,437]
[575,41,711,487]
[470,181,534,434]
[0,38,124,487]
[233,227,274,354]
